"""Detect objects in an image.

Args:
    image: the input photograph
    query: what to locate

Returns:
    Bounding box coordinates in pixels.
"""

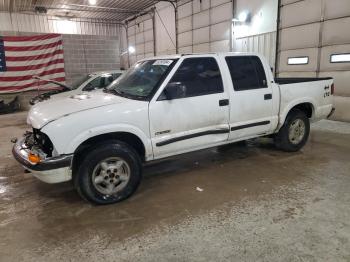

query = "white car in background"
[30,70,124,105]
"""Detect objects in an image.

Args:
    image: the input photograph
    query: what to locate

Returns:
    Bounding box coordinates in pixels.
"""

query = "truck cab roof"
[140,52,264,62]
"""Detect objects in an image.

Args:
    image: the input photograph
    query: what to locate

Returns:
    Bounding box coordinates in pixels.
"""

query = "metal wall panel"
[320,44,350,72]
[280,23,320,51]
[234,31,276,68]
[210,2,232,24]
[178,31,192,47]
[210,21,231,42]
[279,48,319,72]
[324,0,350,19]
[193,10,210,29]
[210,39,230,52]
[0,0,163,21]
[193,26,209,44]
[194,0,210,11]
[178,16,192,33]
[281,0,300,5]
[126,15,154,66]
[211,0,230,7]
[0,12,120,36]
[277,0,350,122]
[176,0,232,52]
[179,45,193,53]
[280,0,321,28]
[322,17,350,46]
[178,2,192,19]
[193,43,210,53]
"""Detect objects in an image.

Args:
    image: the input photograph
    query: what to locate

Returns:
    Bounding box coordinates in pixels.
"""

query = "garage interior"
[0,0,349,261]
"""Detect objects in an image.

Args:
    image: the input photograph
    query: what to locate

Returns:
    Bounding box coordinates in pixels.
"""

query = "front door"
[149,56,230,159]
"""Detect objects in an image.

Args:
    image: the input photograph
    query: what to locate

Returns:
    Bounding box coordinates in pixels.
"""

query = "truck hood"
[28,92,131,129]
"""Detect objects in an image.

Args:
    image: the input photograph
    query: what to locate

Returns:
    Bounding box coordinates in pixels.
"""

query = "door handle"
[264,94,272,100]
[219,99,229,106]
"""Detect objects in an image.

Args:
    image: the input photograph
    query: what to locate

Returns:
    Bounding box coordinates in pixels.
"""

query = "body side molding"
[156,128,230,147]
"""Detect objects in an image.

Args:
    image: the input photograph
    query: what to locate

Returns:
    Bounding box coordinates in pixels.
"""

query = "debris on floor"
[196,187,204,192]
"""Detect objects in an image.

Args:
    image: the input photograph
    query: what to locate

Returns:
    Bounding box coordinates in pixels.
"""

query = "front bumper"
[12,137,73,183]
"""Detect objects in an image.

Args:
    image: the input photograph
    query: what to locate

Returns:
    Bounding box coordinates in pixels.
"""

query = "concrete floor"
[0,112,349,262]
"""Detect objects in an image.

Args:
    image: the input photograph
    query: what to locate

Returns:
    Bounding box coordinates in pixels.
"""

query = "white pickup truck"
[12,53,335,204]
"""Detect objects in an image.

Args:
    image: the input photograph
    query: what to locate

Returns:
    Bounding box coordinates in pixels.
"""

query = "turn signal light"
[28,153,41,164]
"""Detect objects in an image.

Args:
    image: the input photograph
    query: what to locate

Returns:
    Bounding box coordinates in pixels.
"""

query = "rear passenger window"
[225,56,267,91]
[164,57,223,99]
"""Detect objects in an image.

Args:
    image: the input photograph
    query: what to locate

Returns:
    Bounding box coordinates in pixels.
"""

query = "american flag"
[0,34,65,94]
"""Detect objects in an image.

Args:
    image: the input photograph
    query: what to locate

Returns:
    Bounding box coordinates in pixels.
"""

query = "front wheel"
[274,109,310,152]
[74,140,142,205]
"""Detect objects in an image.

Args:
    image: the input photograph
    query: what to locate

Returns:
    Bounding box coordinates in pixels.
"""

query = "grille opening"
[33,129,54,157]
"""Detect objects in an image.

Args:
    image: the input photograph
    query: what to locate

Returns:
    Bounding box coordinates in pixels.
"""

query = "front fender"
[66,124,153,160]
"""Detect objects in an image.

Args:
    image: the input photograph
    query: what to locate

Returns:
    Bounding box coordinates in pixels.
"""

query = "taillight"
[331,83,335,95]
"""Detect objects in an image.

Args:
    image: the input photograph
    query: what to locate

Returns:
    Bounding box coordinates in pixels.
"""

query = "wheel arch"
[71,131,149,175]
[280,100,316,127]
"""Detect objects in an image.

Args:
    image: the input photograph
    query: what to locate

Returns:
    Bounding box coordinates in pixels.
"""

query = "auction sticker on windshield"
[153,60,173,66]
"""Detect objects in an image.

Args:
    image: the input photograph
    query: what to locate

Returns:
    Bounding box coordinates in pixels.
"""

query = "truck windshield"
[106,59,177,100]
[71,75,92,90]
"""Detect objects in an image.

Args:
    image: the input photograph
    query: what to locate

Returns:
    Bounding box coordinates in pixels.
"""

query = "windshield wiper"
[104,88,146,100]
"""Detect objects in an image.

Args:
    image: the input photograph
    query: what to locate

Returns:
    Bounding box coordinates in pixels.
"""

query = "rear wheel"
[74,140,142,205]
[274,109,310,152]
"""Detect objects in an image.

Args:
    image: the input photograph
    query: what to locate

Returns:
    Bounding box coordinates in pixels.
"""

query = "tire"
[274,109,310,152]
[74,140,142,205]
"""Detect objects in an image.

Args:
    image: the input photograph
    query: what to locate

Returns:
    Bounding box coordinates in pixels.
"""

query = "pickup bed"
[12,52,335,204]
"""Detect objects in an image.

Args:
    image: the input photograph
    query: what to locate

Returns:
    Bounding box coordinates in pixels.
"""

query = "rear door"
[149,56,230,158]
[225,55,274,140]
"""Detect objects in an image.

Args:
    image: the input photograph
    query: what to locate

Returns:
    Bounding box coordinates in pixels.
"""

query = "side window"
[84,76,102,91]
[225,56,267,91]
[163,57,223,99]
[112,73,122,79]
[101,74,114,88]
[251,56,267,87]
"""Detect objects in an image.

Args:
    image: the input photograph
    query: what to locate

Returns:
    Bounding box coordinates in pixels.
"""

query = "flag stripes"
[0,34,65,93]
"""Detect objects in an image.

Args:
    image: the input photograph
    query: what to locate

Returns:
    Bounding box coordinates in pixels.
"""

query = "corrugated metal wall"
[122,2,176,67]
[177,0,233,53]
[155,2,176,55]
[276,0,350,122]
[126,13,155,66]
[0,12,121,36]
[234,31,277,68]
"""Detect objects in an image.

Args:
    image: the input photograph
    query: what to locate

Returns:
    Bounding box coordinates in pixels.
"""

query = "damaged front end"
[12,130,73,183]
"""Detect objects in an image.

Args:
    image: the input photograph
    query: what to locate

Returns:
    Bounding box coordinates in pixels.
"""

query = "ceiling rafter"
[0,0,165,22]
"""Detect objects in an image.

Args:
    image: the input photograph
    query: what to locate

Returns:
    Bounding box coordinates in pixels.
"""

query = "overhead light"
[88,0,97,5]
[128,46,135,54]
[232,11,250,23]
[288,57,309,65]
[330,53,350,63]
[238,11,249,22]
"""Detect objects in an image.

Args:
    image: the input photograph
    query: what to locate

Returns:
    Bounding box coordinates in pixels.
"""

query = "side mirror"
[164,82,186,100]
